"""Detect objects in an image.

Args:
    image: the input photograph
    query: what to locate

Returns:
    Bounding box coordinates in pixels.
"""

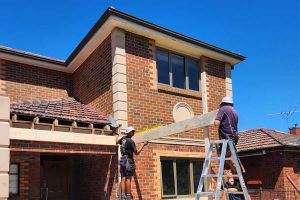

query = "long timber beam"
[132,110,218,143]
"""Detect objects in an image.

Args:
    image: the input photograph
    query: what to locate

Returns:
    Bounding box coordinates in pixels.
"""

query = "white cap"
[221,96,233,104]
[125,126,135,134]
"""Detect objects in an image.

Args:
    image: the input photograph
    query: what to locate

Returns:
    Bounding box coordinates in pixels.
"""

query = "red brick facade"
[241,151,300,199]
[0,59,72,102]
[73,35,113,115]
[2,30,233,200]
[125,31,226,199]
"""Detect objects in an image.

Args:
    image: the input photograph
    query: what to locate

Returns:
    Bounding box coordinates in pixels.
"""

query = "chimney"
[289,124,300,136]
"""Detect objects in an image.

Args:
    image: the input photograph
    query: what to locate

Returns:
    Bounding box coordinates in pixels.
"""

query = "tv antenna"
[268,109,300,129]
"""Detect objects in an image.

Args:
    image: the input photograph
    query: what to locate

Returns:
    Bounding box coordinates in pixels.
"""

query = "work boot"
[126,193,133,200]
[121,193,127,200]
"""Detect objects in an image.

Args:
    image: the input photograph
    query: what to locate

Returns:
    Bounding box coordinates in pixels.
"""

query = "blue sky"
[0,0,299,132]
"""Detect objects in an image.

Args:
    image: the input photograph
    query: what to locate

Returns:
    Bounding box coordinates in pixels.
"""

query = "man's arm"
[134,142,148,155]
[214,107,224,128]
[214,120,221,127]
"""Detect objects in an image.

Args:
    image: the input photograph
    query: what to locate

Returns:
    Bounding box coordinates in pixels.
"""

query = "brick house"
[0,8,245,200]
[237,128,300,200]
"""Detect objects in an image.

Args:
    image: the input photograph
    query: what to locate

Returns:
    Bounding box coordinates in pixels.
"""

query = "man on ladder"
[214,96,244,200]
[214,96,239,172]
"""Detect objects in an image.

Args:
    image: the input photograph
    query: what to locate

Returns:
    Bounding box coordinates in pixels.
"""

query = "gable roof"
[0,7,245,73]
[237,128,300,152]
[10,98,109,125]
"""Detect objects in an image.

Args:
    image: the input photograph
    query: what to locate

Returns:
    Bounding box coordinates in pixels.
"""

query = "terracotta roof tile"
[10,98,109,125]
[237,128,300,152]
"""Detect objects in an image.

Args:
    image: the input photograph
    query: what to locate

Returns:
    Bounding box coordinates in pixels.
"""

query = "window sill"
[157,84,202,99]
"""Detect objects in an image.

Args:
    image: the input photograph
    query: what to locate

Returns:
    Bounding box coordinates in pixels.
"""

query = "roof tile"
[237,128,300,152]
[10,98,109,125]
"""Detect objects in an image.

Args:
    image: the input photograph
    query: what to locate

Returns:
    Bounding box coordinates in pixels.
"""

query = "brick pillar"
[0,96,10,200]
[200,57,209,150]
[111,28,128,130]
[225,63,233,98]
[111,28,127,200]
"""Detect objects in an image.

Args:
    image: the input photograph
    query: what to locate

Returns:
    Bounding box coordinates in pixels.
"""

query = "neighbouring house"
[0,7,245,200]
[237,127,300,200]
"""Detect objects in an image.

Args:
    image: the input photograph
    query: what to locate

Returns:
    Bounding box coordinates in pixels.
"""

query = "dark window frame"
[156,47,201,91]
[9,163,20,196]
[160,157,203,198]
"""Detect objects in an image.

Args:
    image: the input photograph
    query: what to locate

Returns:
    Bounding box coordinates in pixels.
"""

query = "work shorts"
[119,156,135,177]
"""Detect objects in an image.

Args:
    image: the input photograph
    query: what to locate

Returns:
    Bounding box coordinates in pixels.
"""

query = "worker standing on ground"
[115,127,148,200]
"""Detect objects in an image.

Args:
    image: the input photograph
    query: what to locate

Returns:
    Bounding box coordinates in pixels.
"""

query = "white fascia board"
[10,127,116,146]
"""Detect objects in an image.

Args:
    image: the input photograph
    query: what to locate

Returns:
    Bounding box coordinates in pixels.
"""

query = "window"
[9,164,19,195]
[156,48,200,91]
[161,158,203,198]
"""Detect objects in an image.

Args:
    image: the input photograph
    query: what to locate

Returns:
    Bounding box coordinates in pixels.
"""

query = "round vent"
[172,102,194,122]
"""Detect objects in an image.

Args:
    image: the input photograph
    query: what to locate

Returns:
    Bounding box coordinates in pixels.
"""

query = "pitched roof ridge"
[260,128,284,145]
[239,128,271,133]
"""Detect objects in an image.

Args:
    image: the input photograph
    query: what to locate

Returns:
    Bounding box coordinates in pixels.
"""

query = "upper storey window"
[156,48,200,91]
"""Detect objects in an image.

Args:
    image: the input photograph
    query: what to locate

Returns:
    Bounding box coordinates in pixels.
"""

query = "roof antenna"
[268,109,300,130]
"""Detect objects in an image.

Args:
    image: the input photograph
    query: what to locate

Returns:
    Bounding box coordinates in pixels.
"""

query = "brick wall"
[0,59,72,102]
[125,31,207,139]
[10,152,40,200]
[125,31,227,199]
[201,56,226,140]
[241,150,300,200]
[73,35,113,115]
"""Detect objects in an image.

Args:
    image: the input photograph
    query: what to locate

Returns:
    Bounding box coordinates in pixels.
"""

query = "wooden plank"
[132,110,218,143]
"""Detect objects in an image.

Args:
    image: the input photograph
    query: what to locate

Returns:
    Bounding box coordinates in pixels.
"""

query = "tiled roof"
[10,98,109,124]
[237,128,300,152]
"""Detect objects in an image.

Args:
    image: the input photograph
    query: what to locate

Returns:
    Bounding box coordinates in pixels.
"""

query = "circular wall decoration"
[172,102,194,122]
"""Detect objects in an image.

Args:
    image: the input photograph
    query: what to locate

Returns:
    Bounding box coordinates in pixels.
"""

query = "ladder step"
[206,157,232,161]
[197,192,215,196]
[225,191,245,194]
[209,140,226,144]
[203,174,240,178]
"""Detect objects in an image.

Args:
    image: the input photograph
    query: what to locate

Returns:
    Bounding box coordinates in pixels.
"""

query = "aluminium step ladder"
[195,140,251,200]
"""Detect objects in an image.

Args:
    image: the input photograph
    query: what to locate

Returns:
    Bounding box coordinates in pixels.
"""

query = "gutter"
[238,150,266,157]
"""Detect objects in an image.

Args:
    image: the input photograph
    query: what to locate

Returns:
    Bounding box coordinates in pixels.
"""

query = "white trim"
[225,63,233,97]
[111,28,128,130]
[10,127,116,146]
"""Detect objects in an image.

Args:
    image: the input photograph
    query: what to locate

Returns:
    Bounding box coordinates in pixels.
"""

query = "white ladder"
[195,139,251,200]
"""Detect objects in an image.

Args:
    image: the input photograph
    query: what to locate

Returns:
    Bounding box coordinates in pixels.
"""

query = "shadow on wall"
[102,155,118,200]
[71,154,118,200]
[72,36,112,107]
[134,172,143,200]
